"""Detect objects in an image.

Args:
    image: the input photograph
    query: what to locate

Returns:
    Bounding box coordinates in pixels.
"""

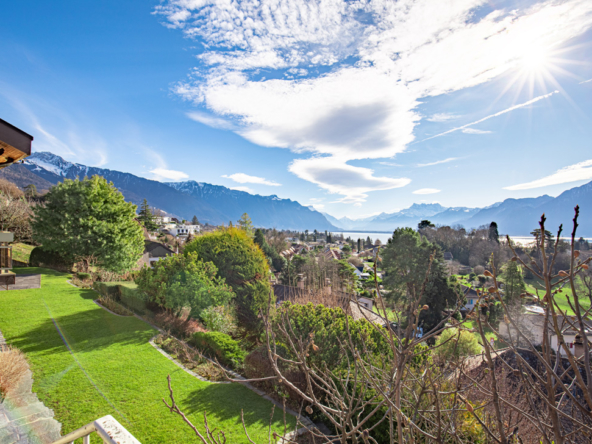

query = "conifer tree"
[488,221,500,243]
[382,228,457,332]
[501,260,525,307]
[32,176,144,272]
[192,215,199,225]
[237,212,254,236]
[138,198,158,231]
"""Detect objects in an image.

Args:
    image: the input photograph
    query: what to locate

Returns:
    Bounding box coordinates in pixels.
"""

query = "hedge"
[93,282,149,315]
[29,246,70,270]
[191,332,246,369]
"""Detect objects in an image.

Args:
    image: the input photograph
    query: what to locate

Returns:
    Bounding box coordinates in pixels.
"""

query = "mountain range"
[0,152,337,231]
[324,187,592,236]
[0,151,590,236]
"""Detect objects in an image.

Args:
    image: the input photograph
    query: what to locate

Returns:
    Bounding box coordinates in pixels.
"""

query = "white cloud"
[379,161,403,167]
[580,78,592,84]
[157,0,592,201]
[416,157,459,167]
[222,173,281,186]
[461,128,492,135]
[150,168,189,181]
[187,111,235,130]
[427,113,459,122]
[413,188,441,195]
[504,160,592,190]
[230,186,255,193]
[290,157,411,204]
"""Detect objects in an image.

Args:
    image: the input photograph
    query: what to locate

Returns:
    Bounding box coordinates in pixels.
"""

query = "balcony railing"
[51,415,141,444]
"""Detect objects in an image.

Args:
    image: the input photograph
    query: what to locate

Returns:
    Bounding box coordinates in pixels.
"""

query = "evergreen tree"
[254,228,286,272]
[418,220,434,230]
[501,260,525,307]
[184,227,272,332]
[32,176,144,272]
[488,222,500,243]
[327,233,332,243]
[357,238,361,252]
[382,228,457,332]
[237,213,254,236]
[192,215,199,225]
[138,198,158,231]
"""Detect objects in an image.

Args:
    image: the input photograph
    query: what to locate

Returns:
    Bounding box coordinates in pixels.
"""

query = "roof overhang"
[0,118,33,169]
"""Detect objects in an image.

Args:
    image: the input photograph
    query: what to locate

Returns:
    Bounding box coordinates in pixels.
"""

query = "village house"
[167,224,200,237]
[142,241,175,266]
[498,305,592,356]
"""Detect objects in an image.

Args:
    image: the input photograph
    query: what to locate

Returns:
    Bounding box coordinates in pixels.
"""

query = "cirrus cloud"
[222,173,281,186]
[156,0,592,203]
[413,188,441,195]
[504,159,592,190]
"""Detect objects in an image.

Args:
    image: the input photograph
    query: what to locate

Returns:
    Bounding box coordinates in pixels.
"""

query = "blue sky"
[2,0,592,219]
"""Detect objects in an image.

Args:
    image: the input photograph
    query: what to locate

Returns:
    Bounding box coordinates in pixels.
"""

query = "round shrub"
[185,227,272,332]
[77,272,91,281]
[200,305,237,336]
[192,331,246,369]
[434,328,481,361]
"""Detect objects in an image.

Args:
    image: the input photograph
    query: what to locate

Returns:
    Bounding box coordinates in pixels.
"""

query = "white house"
[168,224,201,237]
[155,216,172,225]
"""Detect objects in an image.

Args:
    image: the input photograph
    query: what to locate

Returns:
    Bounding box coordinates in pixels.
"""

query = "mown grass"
[0,268,295,443]
[12,242,35,264]
[524,277,590,316]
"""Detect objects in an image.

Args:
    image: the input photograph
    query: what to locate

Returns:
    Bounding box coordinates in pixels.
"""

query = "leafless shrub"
[0,346,28,397]
[153,311,207,338]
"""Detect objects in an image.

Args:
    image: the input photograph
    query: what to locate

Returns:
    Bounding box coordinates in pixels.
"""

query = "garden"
[0,267,294,443]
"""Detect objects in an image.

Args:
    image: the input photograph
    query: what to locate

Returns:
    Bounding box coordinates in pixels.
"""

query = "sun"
[519,46,550,74]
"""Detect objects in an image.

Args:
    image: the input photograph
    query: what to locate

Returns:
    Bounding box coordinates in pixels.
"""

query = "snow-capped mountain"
[322,184,592,236]
[3,152,337,230]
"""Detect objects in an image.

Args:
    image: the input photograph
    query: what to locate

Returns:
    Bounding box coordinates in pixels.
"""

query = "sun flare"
[520,46,550,73]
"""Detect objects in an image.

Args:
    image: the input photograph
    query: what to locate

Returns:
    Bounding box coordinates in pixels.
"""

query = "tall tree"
[32,176,144,272]
[138,198,158,231]
[488,221,500,243]
[237,212,254,237]
[382,228,457,332]
[191,215,199,225]
[500,259,525,308]
[24,184,37,198]
[357,238,361,252]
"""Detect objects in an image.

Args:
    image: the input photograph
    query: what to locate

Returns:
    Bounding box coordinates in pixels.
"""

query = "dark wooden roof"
[0,118,33,169]
[144,241,175,258]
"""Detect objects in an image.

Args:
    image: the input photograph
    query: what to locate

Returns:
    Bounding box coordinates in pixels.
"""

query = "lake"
[335,232,592,246]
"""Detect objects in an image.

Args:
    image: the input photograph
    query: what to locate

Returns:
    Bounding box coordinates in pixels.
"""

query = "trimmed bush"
[191,332,246,369]
[434,328,481,361]
[184,227,272,333]
[93,282,149,315]
[29,246,70,270]
[77,272,91,281]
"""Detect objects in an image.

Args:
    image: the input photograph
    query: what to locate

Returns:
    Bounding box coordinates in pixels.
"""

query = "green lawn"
[524,278,590,316]
[0,268,294,443]
[12,242,35,264]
